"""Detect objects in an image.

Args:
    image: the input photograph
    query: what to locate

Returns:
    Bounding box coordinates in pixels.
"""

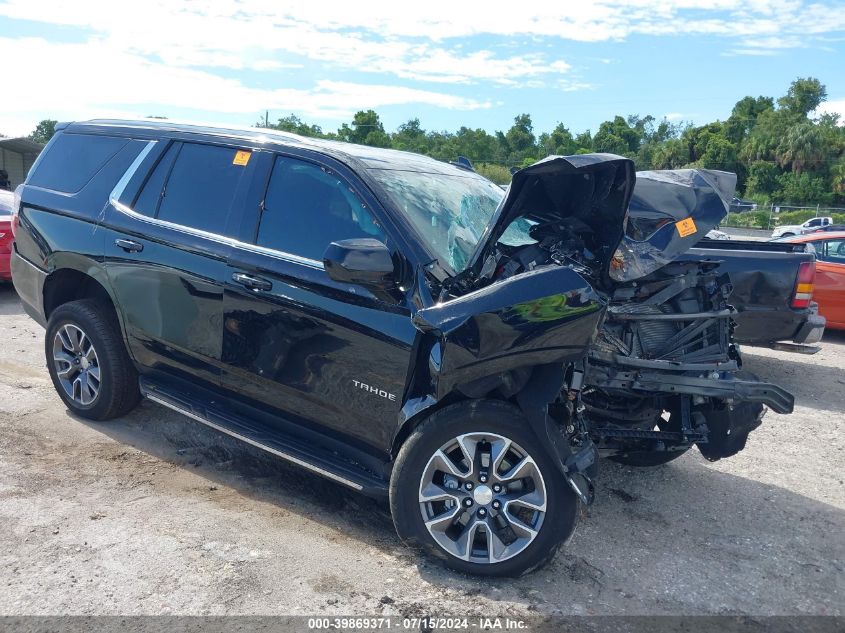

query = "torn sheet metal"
[611,169,736,282]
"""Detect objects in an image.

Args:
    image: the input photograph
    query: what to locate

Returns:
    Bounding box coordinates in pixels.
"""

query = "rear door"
[220,150,417,452]
[104,139,257,385]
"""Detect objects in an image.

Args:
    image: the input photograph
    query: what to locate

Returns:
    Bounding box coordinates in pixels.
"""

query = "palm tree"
[776,123,825,176]
[831,158,845,196]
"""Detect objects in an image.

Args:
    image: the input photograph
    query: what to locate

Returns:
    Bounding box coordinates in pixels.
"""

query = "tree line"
[24,77,845,205]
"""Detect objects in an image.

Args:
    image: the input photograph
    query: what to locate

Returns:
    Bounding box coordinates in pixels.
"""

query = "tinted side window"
[256,156,384,261]
[821,239,845,263]
[132,142,181,217]
[28,133,128,193]
[155,143,249,236]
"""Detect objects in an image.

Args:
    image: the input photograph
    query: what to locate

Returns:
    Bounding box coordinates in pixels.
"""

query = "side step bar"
[140,378,389,498]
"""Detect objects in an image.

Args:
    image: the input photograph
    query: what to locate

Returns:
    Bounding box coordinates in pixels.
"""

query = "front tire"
[45,299,140,421]
[390,401,578,577]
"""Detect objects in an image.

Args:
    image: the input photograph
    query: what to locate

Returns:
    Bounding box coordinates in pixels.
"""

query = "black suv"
[11,120,792,576]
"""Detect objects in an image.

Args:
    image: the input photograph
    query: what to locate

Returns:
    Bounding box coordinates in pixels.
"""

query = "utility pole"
[265,110,269,128]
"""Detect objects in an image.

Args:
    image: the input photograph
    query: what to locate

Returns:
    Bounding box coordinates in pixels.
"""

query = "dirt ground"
[0,283,842,616]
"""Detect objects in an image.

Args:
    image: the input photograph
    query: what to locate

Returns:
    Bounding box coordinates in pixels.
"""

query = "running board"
[139,378,389,498]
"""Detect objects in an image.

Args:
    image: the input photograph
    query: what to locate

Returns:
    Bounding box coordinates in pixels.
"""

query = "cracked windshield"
[369,169,533,272]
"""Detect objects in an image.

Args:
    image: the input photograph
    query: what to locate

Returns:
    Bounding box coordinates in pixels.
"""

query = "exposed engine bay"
[478,221,792,469]
[418,156,794,505]
[491,218,602,285]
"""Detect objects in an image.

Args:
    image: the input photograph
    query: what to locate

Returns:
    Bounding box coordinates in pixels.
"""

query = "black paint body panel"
[9,119,796,489]
[684,243,818,344]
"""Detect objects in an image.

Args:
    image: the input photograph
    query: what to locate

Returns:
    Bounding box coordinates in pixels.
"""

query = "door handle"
[232,272,272,292]
[115,238,144,253]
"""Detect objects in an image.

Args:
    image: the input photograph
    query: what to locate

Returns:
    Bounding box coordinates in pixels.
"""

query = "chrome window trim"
[108,140,325,271]
[108,139,157,204]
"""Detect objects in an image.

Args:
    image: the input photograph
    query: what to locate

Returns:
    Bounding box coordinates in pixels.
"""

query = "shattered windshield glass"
[368,168,510,272]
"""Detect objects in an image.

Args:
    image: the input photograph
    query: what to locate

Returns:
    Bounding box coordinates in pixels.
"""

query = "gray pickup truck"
[684,239,825,352]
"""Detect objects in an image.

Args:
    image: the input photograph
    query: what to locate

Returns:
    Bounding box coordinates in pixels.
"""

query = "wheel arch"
[40,262,131,360]
[43,267,117,320]
[390,361,570,463]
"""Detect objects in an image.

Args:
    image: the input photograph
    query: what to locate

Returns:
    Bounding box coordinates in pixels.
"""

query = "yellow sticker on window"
[232,150,251,166]
[676,217,697,237]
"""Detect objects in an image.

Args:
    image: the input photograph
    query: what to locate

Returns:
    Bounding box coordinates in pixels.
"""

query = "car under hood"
[613,168,736,281]
[466,155,735,285]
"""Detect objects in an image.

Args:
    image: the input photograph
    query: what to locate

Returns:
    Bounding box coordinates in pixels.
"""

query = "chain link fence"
[722,204,845,231]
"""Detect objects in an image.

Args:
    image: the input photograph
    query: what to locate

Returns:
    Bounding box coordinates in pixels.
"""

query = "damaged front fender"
[413,265,605,401]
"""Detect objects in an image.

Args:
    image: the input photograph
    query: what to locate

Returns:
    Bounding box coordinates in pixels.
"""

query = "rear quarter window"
[28,133,128,193]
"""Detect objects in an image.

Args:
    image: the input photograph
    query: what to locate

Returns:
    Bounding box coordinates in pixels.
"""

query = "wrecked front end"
[409,155,793,504]
[585,169,793,465]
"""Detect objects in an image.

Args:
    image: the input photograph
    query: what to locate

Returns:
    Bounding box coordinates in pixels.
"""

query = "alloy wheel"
[418,432,547,564]
[52,324,101,406]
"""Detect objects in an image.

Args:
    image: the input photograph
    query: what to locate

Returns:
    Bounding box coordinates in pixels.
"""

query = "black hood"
[468,154,636,278]
[468,157,735,285]
[611,169,736,282]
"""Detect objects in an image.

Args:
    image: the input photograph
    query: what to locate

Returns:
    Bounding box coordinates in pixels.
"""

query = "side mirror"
[323,238,396,289]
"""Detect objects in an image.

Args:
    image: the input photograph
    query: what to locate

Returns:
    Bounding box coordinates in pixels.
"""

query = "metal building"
[0,137,45,190]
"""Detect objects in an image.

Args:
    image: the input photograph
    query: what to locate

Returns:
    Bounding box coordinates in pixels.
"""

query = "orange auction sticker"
[675,217,697,237]
[232,150,251,166]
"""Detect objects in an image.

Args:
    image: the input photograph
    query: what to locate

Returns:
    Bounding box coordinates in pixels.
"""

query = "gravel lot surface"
[0,284,842,616]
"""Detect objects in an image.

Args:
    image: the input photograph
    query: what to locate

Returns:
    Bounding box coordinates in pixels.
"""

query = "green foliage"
[777,77,827,116]
[724,96,773,144]
[593,115,640,155]
[337,110,391,147]
[475,163,511,185]
[541,123,578,156]
[28,119,57,144]
[502,114,537,165]
[723,210,773,229]
[745,162,781,198]
[776,172,834,205]
[234,77,843,203]
[263,113,326,138]
[725,209,845,229]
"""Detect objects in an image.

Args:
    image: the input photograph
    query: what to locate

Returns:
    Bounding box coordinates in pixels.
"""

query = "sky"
[1,1,844,139]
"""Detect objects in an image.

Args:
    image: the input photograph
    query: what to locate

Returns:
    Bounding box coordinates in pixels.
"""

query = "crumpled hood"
[468,157,736,284]
[467,154,636,278]
[612,169,736,282]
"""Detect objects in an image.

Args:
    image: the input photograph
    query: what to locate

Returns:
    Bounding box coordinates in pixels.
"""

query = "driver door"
[220,150,417,452]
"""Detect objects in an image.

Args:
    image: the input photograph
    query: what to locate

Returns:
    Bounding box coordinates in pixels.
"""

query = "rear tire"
[390,400,578,577]
[45,299,140,421]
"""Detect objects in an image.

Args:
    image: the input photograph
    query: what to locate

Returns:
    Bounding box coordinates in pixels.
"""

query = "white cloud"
[0,1,581,86]
[1,1,842,85]
[816,98,845,124]
[663,112,685,121]
[0,0,843,133]
[722,48,781,56]
[0,36,491,136]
